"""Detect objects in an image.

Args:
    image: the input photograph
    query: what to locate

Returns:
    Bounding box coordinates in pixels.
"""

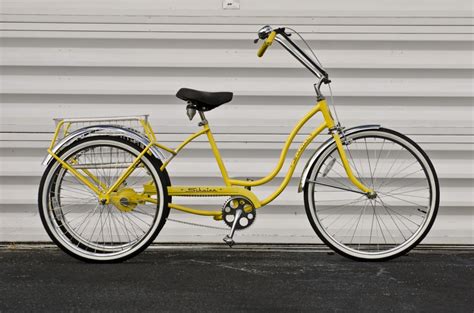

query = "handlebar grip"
[257,31,276,58]
[257,42,269,57]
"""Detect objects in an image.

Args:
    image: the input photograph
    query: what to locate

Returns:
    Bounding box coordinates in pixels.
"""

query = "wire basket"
[51,115,150,146]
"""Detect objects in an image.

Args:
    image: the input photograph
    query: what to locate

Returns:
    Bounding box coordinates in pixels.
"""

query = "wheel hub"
[366,191,377,199]
[110,188,139,212]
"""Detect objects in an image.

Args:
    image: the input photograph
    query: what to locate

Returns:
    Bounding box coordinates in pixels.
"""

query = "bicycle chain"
[165,217,315,238]
[166,218,230,231]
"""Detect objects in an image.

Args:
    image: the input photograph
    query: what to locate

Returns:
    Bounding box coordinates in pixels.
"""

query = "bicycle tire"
[38,136,171,263]
[303,128,440,261]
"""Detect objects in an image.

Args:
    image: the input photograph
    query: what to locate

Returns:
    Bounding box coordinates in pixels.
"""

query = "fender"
[42,125,166,166]
[298,124,381,192]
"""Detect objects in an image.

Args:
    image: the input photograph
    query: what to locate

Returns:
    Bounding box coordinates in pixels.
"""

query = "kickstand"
[223,209,242,247]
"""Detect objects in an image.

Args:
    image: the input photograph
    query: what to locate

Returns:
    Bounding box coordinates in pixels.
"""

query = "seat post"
[198,111,208,127]
[198,110,231,185]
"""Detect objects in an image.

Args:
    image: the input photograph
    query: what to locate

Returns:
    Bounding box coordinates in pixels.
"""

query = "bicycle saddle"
[176,88,233,111]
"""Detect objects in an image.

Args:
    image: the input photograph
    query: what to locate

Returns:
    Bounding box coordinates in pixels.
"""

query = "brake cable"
[285,27,342,127]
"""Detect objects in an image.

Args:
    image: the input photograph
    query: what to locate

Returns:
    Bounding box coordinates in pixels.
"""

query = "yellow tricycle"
[38,26,439,262]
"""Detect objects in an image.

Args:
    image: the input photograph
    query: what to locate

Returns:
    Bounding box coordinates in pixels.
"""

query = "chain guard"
[222,197,256,230]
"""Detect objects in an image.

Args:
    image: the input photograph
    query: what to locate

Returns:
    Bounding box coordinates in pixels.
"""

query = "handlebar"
[255,25,329,81]
[257,31,276,57]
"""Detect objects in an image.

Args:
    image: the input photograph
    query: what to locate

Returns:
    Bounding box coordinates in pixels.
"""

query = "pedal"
[223,235,235,247]
[222,208,242,248]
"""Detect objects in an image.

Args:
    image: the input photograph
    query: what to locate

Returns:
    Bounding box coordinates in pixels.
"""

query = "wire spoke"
[378,192,429,209]
[317,196,367,214]
[364,138,375,188]
[377,198,421,227]
[308,180,366,195]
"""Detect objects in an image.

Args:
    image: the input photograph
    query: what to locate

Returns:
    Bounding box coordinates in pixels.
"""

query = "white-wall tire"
[304,128,440,261]
[38,136,170,262]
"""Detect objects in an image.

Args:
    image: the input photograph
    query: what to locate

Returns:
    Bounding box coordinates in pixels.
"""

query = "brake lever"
[254,26,289,44]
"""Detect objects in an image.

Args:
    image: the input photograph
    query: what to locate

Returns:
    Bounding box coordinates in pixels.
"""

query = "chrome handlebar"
[255,25,329,83]
[257,25,273,40]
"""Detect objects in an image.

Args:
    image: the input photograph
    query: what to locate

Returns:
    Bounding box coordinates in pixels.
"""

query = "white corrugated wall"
[0,0,473,243]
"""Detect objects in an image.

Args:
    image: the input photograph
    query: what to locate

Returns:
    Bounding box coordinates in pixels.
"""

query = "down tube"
[260,122,327,206]
[229,103,323,187]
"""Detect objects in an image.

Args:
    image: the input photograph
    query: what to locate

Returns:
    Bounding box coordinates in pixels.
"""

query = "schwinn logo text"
[186,187,219,192]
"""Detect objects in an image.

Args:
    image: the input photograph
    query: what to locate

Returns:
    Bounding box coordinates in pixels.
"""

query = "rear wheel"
[39,136,170,262]
[304,128,439,261]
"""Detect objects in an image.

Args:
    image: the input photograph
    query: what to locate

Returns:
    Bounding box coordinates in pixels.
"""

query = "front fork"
[331,128,374,195]
[319,100,375,196]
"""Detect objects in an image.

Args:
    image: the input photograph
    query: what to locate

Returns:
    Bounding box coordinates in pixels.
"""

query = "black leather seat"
[176,88,233,111]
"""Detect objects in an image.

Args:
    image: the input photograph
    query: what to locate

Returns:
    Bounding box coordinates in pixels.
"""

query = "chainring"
[222,197,256,230]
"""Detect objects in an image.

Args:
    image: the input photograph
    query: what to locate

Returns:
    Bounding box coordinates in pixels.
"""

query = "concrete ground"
[0,244,472,313]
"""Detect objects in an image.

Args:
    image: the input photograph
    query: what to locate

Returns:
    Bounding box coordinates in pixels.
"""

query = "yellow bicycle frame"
[47,99,372,220]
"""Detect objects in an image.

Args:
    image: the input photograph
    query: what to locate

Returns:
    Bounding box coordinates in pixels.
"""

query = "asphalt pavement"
[0,244,472,312]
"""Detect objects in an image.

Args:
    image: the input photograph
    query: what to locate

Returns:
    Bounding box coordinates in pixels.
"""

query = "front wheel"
[304,128,439,261]
[38,136,170,262]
